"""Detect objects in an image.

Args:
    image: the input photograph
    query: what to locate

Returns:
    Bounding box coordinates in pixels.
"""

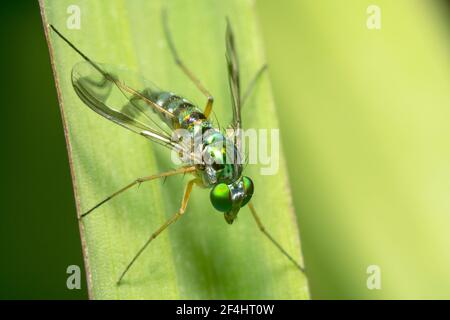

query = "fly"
[49,10,304,284]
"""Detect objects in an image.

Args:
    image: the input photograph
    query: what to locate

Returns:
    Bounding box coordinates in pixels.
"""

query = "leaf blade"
[40,0,309,299]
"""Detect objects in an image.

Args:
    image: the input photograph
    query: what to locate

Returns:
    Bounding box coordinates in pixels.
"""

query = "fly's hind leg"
[117,178,198,284]
[162,9,214,118]
[81,166,196,218]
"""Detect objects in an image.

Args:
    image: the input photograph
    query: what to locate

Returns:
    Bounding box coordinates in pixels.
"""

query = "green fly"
[49,11,304,284]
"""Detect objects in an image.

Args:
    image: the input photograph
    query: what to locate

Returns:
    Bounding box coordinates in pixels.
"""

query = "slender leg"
[241,64,268,107]
[117,178,197,284]
[248,202,305,273]
[162,9,214,117]
[81,166,196,218]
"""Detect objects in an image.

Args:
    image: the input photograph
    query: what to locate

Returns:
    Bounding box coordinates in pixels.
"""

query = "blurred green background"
[1,0,450,299]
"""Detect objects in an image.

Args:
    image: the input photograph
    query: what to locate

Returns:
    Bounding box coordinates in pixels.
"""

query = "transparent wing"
[225,19,241,131]
[71,61,181,151]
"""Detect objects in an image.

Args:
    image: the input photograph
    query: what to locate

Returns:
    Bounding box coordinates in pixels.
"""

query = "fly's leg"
[241,64,268,107]
[117,178,197,284]
[81,166,196,218]
[248,202,305,273]
[162,9,214,118]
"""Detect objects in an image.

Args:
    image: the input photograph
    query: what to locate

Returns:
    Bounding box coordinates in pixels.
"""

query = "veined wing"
[225,19,246,166]
[225,19,241,131]
[72,61,181,151]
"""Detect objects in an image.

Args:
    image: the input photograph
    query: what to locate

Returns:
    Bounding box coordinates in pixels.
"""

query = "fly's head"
[201,130,252,223]
[210,176,254,224]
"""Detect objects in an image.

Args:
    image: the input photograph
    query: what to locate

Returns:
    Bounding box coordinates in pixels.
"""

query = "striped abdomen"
[150,91,211,132]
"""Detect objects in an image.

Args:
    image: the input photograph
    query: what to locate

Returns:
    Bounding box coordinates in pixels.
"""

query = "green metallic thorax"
[149,91,243,187]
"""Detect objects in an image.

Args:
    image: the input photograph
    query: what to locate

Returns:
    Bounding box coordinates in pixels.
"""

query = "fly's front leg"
[162,9,214,118]
[81,166,196,218]
[203,97,214,119]
[248,202,305,273]
[117,178,198,284]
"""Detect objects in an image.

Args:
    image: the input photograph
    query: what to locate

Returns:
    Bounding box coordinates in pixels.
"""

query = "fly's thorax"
[148,91,242,186]
[197,130,243,187]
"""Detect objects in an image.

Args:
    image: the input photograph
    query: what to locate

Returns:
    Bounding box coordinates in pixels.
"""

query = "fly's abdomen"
[151,91,210,131]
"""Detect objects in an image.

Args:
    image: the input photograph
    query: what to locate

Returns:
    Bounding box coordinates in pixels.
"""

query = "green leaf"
[40,0,308,299]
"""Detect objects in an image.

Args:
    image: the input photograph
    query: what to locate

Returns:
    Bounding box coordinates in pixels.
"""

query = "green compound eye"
[210,183,232,212]
[241,176,254,207]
